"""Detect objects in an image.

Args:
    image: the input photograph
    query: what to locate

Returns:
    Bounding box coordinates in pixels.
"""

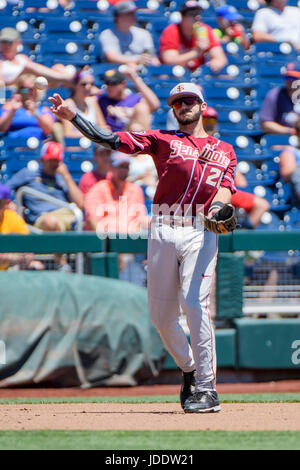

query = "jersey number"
[205,168,222,187]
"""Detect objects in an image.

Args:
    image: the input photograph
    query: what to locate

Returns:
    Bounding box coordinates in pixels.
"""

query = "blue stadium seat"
[220,134,262,157]
[256,60,288,80]
[237,160,266,185]
[218,109,262,136]
[38,17,89,40]
[0,16,38,41]
[260,134,298,149]
[248,184,291,213]
[142,64,192,86]
[254,42,298,63]
[136,0,167,20]
[255,211,285,232]
[21,0,64,11]
[64,137,95,156]
[284,208,300,230]
[145,16,170,35]
[70,0,112,13]
[37,39,97,66]
[222,42,255,66]
[260,159,280,185]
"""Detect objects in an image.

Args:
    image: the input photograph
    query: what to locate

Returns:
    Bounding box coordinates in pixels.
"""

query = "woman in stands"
[61,68,109,138]
[0,27,74,88]
[0,73,55,140]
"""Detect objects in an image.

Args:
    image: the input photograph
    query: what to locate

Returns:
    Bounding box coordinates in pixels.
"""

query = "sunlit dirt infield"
[0,381,299,431]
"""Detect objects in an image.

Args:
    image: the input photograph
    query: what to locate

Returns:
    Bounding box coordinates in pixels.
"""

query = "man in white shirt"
[252,0,300,50]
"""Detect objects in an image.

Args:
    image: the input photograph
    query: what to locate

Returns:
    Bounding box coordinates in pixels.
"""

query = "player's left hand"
[204,204,237,234]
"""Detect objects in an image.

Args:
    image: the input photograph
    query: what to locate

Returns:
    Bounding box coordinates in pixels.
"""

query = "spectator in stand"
[98,0,160,69]
[84,152,149,233]
[279,116,300,208]
[233,169,270,229]
[159,0,227,73]
[214,5,251,50]
[0,73,55,140]
[61,68,109,138]
[0,184,44,271]
[98,66,160,132]
[79,144,113,196]
[259,61,300,134]
[251,0,300,50]
[0,27,74,88]
[7,142,84,231]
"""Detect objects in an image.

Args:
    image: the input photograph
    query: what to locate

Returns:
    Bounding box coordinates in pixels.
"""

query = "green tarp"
[0,272,166,387]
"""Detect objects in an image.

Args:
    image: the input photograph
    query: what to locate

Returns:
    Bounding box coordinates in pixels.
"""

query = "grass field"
[0,393,299,451]
[0,429,300,450]
[0,393,300,404]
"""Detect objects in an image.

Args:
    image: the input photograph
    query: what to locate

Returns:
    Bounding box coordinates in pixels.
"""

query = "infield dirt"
[0,381,299,431]
[0,403,299,431]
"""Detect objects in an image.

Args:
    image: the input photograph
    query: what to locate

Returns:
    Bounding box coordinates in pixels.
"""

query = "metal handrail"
[16,186,84,273]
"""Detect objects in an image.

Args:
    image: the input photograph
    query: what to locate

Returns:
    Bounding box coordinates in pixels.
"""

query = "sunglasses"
[79,81,94,86]
[117,164,130,169]
[19,87,34,93]
[185,11,201,17]
[172,97,200,110]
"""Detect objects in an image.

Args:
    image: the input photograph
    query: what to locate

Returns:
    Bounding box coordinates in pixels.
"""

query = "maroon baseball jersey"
[117,129,237,216]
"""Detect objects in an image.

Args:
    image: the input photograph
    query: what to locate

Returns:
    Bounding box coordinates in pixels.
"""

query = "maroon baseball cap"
[40,142,64,161]
[203,106,218,119]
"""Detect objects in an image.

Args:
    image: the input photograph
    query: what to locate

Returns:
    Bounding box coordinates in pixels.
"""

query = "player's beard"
[175,108,202,126]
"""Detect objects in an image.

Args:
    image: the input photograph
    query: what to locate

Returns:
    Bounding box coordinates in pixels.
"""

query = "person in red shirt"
[84,152,149,233]
[79,144,112,196]
[49,81,238,414]
[159,0,228,73]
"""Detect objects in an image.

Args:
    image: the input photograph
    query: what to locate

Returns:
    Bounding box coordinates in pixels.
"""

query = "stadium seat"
[284,208,300,230]
[249,184,291,213]
[255,211,285,232]
[222,42,255,66]
[254,42,298,63]
[142,64,192,85]
[37,39,97,66]
[38,17,89,40]
[218,109,262,136]
[64,137,95,156]
[70,0,112,13]
[220,134,262,157]
[260,134,298,149]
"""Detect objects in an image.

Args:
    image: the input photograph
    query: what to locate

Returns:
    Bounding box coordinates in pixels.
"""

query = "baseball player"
[48,83,237,413]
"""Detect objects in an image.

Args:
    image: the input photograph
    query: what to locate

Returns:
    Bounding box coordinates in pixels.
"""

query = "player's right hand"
[48,93,76,121]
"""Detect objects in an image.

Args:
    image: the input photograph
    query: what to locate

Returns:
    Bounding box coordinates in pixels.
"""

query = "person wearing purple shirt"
[259,61,300,135]
[97,66,160,132]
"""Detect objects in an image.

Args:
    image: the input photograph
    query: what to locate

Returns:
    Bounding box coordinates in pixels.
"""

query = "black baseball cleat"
[180,370,195,409]
[183,390,221,413]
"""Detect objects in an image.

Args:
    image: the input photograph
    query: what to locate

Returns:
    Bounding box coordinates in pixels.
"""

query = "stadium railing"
[1,230,300,318]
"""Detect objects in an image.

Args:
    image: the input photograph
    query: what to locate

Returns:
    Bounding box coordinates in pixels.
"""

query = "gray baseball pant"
[147,218,218,392]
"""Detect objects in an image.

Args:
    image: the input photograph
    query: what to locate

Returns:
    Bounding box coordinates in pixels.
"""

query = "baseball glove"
[204,203,237,234]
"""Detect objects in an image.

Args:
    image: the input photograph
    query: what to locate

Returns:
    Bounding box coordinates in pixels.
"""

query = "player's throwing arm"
[48,94,121,149]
